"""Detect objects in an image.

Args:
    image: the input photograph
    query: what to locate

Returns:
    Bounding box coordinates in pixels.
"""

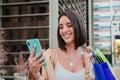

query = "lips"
[62,32,72,39]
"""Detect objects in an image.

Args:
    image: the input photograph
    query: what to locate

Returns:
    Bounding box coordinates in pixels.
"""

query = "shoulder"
[49,48,58,60]
[44,48,58,55]
[47,48,59,67]
[44,48,58,62]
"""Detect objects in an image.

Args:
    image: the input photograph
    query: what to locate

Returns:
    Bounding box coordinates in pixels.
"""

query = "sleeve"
[27,49,51,80]
[85,62,95,80]
[27,67,48,80]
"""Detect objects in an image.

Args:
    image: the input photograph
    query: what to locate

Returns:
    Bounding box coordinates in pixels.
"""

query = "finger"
[37,63,43,68]
[84,50,92,58]
[38,60,47,67]
[28,45,36,60]
[33,49,45,61]
[86,46,93,53]
[42,60,47,66]
[37,59,46,69]
[36,56,46,64]
[88,52,93,58]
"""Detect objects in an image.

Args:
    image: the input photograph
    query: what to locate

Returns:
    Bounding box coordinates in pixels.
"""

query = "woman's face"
[59,15,74,44]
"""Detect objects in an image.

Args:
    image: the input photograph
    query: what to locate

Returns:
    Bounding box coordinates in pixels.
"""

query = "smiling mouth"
[63,33,72,39]
[64,35,70,38]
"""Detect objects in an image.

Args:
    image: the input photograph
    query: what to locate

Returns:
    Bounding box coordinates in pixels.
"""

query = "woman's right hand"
[28,45,46,77]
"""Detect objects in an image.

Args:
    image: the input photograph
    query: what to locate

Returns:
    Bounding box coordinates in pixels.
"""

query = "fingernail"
[34,45,36,47]
[42,49,45,51]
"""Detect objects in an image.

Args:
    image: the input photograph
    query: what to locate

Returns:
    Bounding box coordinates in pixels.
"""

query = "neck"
[65,43,76,54]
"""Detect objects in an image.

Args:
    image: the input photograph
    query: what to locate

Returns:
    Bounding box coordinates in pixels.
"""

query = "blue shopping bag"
[92,51,116,80]
[92,51,106,80]
[93,63,106,80]
[100,62,115,80]
[94,48,118,80]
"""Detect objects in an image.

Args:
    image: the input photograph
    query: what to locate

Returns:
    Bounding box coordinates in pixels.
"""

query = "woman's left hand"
[83,46,93,69]
[86,46,93,53]
[84,46,93,59]
[84,46,95,80]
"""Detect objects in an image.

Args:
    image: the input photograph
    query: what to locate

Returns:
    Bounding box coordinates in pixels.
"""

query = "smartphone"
[26,39,47,66]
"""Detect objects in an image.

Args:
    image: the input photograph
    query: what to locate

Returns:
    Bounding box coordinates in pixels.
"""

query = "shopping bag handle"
[92,51,105,64]
[92,51,98,64]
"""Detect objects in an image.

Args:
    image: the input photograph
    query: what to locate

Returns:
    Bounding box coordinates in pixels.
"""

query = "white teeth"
[64,34,71,38]
[64,35,70,38]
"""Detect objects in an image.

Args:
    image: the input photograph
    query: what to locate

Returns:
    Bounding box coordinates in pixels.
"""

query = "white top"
[54,61,85,80]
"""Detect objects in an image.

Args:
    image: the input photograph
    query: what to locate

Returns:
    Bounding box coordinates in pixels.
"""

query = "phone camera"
[28,42,30,46]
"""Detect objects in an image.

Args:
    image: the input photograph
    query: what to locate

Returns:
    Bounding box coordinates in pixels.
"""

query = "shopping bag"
[92,51,106,80]
[100,62,115,80]
[92,51,115,80]
[94,48,118,80]
[92,63,106,80]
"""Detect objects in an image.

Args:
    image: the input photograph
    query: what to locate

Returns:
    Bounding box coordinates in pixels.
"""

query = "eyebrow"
[59,22,71,25]
[66,22,71,25]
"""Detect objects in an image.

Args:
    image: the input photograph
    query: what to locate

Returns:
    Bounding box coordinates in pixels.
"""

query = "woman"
[28,10,95,80]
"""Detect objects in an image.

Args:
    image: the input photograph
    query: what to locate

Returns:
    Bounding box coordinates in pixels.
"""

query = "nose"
[62,25,68,32]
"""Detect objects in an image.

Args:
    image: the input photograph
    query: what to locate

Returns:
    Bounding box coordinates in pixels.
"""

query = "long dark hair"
[57,10,87,51]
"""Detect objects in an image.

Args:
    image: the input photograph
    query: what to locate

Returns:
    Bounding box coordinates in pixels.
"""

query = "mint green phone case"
[26,39,47,66]
[26,39,42,56]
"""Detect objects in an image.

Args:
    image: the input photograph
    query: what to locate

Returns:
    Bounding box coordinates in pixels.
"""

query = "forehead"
[59,15,71,24]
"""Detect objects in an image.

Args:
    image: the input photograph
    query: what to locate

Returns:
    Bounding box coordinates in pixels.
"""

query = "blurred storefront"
[92,0,120,65]
[0,0,87,79]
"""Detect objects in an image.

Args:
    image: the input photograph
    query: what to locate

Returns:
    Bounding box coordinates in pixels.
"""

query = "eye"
[67,23,72,27]
[59,25,63,29]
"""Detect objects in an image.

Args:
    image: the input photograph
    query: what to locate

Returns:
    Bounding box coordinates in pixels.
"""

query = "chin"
[64,40,73,44]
